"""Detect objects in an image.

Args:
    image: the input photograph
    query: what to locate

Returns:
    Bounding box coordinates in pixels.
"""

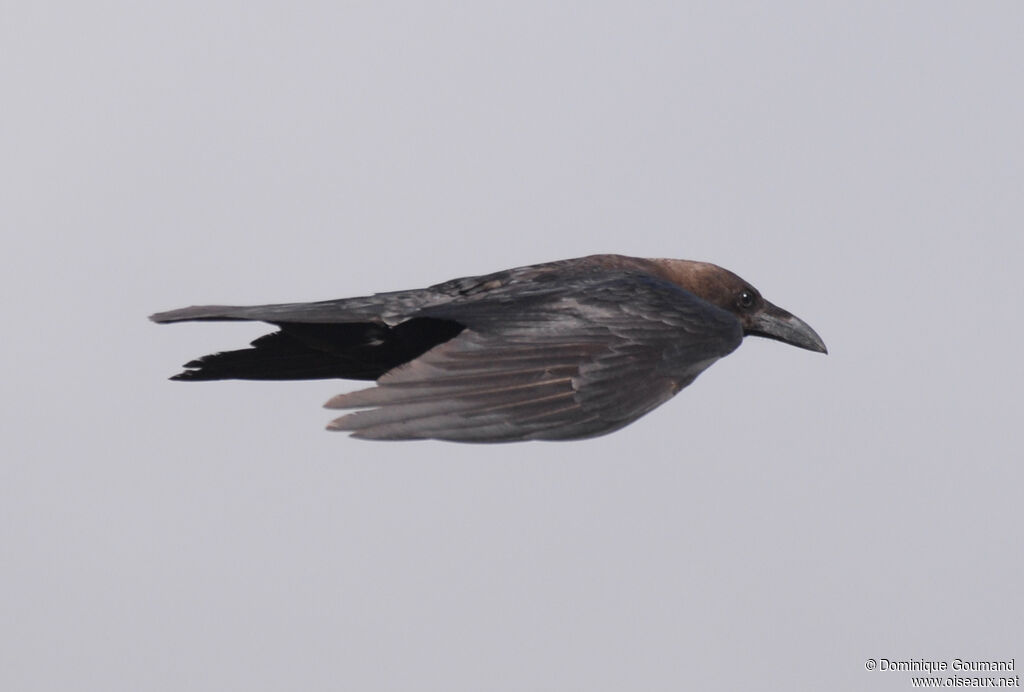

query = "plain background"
[3,2,1021,690]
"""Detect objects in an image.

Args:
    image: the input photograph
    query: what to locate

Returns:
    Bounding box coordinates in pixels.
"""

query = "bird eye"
[738,289,756,309]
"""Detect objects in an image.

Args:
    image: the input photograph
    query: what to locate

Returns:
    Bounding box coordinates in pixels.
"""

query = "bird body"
[152,255,826,442]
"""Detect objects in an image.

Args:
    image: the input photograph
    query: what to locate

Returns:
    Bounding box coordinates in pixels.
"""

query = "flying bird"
[151,254,826,442]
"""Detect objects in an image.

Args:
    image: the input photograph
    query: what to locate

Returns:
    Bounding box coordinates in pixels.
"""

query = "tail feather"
[150,295,404,324]
[150,305,258,323]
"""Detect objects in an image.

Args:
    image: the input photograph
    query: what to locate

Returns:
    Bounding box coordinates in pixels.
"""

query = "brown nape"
[644,258,752,312]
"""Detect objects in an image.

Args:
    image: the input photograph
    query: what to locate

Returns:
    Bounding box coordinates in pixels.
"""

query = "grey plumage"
[151,254,826,442]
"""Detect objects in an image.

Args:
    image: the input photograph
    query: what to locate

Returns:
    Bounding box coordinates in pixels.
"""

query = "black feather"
[171,318,464,381]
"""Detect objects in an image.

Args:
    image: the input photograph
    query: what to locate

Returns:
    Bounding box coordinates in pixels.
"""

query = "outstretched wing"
[325,273,742,442]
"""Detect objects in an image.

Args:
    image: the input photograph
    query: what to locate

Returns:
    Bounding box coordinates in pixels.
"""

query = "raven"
[151,255,826,442]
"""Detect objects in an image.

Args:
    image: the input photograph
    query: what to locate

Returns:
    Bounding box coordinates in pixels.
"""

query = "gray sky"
[3,2,1021,691]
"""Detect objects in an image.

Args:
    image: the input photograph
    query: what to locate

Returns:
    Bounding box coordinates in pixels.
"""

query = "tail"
[151,306,464,382]
[150,300,368,324]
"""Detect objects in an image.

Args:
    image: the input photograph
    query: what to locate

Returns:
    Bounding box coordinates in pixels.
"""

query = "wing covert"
[324,273,742,442]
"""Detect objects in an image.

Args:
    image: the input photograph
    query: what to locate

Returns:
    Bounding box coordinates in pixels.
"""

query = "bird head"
[657,259,828,354]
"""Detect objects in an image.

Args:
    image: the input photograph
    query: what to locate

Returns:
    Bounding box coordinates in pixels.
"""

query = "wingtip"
[323,386,382,410]
[323,395,346,410]
[150,309,183,323]
[326,416,351,432]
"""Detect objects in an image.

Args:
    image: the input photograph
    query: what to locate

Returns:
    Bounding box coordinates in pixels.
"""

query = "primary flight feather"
[151,254,826,442]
